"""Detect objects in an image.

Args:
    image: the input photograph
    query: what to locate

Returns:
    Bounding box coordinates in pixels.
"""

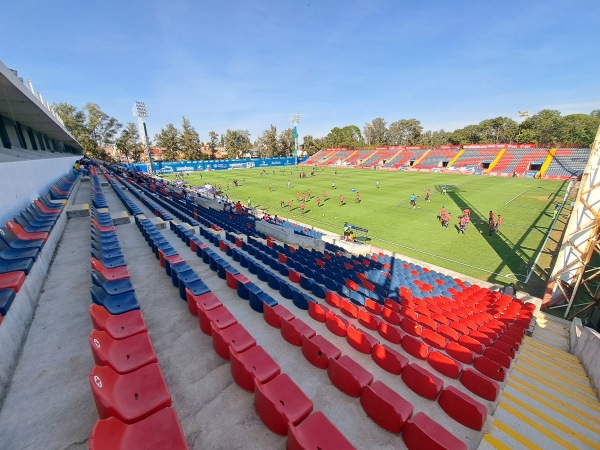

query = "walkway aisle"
[480,313,600,450]
[100,176,286,449]
[0,180,96,450]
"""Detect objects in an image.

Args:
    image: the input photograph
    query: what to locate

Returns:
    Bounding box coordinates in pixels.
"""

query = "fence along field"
[165,167,567,296]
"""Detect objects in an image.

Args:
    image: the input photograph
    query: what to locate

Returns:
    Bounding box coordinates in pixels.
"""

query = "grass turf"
[165,167,568,296]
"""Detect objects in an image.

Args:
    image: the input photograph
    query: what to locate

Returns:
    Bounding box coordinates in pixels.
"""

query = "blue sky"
[2,1,598,143]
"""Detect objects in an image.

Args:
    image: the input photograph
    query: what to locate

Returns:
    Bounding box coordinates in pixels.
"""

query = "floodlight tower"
[291,113,300,165]
[133,101,153,174]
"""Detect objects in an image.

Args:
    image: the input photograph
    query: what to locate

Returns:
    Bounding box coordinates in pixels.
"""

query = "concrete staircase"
[480,313,600,449]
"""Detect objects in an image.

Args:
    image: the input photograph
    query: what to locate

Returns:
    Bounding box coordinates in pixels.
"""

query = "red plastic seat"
[339,299,358,318]
[325,290,342,308]
[187,290,220,317]
[384,298,400,312]
[401,363,444,400]
[498,333,520,351]
[360,380,414,433]
[90,329,157,374]
[92,218,116,233]
[478,326,499,341]
[437,324,461,342]
[91,258,130,280]
[302,334,342,369]
[288,269,301,284]
[371,343,408,375]
[346,326,379,354]
[492,339,517,358]
[230,345,280,392]
[357,309,380,331]
[325,311,349,337]
[449,321,470,335]
[263,303,295,328]
[427,351,463,379]
[89,363,172,424]
[89,406,187,450]
[89,304,147,340]
[211,322,256,360]
[254,374,313,436]
[473,355,506,382]
[377,321,405,344]
[287,411,355,450]
[458,335,484,354]
[281,318,316,346]
[459,368,499,401]
[327,355,373,397]
[308,301,329,322]
[401,334,431,360]
[446,341,475,365]
[365,298,383,315]
[402,412,466,450]
[199,304,237,336]
[438,385,487,431]
[483,347,512,369]
[400,317,423,337]
[421,328,448,350]
[381,307,401,325]
[469,330,492,347]
[0,271,26,292]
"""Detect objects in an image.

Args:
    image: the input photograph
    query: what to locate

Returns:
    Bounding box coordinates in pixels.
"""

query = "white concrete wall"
[0,156,79,224]
[570,318,600,396]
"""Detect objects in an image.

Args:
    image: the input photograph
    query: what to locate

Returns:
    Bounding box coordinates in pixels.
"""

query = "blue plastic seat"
[0,288,16,315]
[91,271,134,296]
[90,285,140,315]
[250,291,278,313]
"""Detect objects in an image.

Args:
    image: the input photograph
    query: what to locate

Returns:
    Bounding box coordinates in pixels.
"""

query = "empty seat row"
[87,172,187,450]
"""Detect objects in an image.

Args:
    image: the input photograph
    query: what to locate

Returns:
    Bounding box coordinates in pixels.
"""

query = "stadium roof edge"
[0,59,82,151]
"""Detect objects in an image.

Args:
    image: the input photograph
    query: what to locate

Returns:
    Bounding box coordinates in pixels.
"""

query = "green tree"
[324,125,363,148]
[418,130,450,148]
[279,128,295,157]
[208,131,219,159]
[180,116,202,160]
[388,119,422,146]
[301,135,325,155]
[520,109,565,147]
[364,118,388,147]
[449,124,484,145]
[155,123,181,161]
[561,113,599,147]
[478,117,518,144]
[257,125,278,157]
[224,129,251,159]
[115,122,143,164]
[53,102,121,157]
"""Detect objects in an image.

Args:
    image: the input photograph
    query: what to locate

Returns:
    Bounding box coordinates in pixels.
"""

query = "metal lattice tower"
[546,123,600,319]
[133,101,153,174]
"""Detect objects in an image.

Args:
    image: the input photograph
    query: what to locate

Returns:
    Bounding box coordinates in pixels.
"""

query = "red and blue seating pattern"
[0,171,79,323]
[87,168,187,449]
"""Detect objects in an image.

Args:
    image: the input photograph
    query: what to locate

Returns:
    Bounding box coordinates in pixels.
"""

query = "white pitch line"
[505,189,529,206]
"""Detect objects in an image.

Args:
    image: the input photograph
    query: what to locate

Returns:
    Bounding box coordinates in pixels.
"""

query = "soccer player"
[439,206,446,221]
[459,216,467,234]
[410,194,417,209]
[307,188,311,198]
[300,202,305,215]
[441,212,450,228]
[332,181,336,189]
[495,215,503,231]
[287,180,291,189]
[269,183,272,191]
[316,197,321,207]
[355,192,361,204]
[376,181,380,189]
[442,185,447,195]
[488,217,495,235]
[296,191,300,201]
[489,210,495,221]
[340,194,344,206]
[425,190,431,202]
[322,190,327,201]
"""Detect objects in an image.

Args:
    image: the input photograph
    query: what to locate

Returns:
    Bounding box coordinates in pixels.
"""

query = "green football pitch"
[165,167,569,296]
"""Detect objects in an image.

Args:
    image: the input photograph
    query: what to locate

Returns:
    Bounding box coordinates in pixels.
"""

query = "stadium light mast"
[133,101,153,174]
[291,113,300,165]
